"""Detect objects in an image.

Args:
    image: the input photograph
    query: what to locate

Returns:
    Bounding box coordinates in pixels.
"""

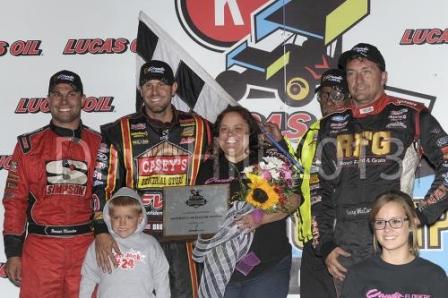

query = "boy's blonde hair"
[109,196,142,215]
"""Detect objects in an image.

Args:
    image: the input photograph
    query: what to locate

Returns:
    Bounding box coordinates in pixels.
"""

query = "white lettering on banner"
[215,0,243,26]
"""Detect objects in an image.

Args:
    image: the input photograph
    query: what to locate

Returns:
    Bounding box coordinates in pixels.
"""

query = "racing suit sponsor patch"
[45,159,88,196]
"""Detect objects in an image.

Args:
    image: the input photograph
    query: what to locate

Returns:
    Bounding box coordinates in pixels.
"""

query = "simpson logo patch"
[45,159,88,196]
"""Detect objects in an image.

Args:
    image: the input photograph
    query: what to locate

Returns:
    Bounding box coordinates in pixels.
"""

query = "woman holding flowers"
[193,105,300,298]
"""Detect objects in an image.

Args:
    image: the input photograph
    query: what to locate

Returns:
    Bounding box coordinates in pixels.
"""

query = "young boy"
[80,187,170,298]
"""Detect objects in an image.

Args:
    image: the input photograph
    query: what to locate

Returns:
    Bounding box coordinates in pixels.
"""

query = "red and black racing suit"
[315,94,448,269]
[3,122,100,298]
[92,107,212,298]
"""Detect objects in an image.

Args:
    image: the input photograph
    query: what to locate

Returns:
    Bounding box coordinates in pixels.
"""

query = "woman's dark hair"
[213,105,263,160]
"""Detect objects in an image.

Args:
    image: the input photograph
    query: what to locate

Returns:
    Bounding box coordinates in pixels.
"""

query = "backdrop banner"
[0,1,447,296]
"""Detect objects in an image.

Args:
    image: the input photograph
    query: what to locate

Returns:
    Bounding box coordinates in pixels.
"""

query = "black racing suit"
[315,94,448,268]
[92,107,212,298]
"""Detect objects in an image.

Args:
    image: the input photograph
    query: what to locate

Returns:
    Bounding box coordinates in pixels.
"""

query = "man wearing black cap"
[92,60,212,297]
[2,70,101,297]
[314,43,448,296]
[295,68,350,298]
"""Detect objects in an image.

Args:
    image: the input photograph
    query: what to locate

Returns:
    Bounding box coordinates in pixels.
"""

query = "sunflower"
[245,173,279,210]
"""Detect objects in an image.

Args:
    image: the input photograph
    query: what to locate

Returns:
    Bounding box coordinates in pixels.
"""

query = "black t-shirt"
[341,254,448,298]
[196,153,292,281]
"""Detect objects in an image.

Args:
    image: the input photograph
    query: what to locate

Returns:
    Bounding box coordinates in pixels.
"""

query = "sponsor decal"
[331,114,350,122]
[394,98,418,108]
[96,152,108,162]
[131,131,148,138]
[114,249,146,270]
[430,128,442,135]
[181,126,195,137]
[138,156,189,176]
[45,159,88,196]
[146,66,165,75]
[131,123,146,130]
[180,136,195,144]
[141,192,163,209]
[0,155,12,171]
[93,170,104,181]
[0,40,42,56]
[138,174,187,188]
[45,184,87,196]
[390,108,408,116]
[385,121,407,129]
[132,139,149,145]
[95,161,107,170]
[359,106,374,114]
[388,114,407,121]
[15,97,115,113]
[146,222,163,231]
[93,180,104,187]
[345,207,371,217]
[337,131,391,159]
[330,121,348,130]
[5,173,19,190]
[436,136,448,148]
[400,28,448,45]
[63,38,136,55]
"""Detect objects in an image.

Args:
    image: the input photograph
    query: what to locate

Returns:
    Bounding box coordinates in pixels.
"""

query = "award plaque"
[162,184,229,240]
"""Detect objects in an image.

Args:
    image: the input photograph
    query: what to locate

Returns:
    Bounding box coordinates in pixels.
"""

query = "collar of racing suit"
[349,93,390,118]
[49,120,82,138]
[141,104,179,130]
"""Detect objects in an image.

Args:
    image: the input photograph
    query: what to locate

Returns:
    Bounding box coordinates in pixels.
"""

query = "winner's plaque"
[162,184,229,240]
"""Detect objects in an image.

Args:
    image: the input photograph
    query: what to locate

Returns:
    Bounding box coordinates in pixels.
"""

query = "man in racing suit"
[315,43,448,296]
[295,69,350,298]
[92,60,212,298]
[3,70,101,297]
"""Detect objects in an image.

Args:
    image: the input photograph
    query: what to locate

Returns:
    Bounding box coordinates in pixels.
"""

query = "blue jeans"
[224,254,291,298]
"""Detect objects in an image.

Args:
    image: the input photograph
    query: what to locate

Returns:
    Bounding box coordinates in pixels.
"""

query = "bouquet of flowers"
[238,154,299,213]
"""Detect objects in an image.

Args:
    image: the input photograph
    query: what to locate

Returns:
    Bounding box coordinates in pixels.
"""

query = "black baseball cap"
[338,43,386,71]
[315,69,348,94]
[48,70,83,94]
[139,60,175,86]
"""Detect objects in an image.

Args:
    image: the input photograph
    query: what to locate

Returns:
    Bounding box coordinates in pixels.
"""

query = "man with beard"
[92,60,212,298]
